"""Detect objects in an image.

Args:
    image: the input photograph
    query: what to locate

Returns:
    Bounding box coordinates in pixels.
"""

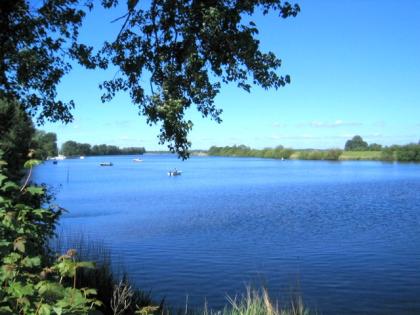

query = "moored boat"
[168,169,182,176]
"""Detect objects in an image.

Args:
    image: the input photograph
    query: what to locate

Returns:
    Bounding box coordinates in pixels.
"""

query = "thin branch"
[110,12,130,23]
[20,166,32,192]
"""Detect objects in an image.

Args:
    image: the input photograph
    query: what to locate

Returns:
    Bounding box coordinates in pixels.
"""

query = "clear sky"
[40,0,420,150]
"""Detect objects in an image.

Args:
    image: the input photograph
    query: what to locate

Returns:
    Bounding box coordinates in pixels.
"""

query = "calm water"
[33,155,420,314]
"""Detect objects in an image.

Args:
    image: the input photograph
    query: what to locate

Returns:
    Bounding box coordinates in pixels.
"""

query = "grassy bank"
[338,151,382,160]
[208,144,420,162]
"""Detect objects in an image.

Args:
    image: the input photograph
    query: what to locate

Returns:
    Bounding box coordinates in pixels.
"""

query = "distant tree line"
[208,145,343,161]
[381,144,420,162]
[208,145,295,159]
[345,135,420,161]
[208,135,420,162]
[296,149,343,161]
[60,141,146,156]
[344,135,383,151]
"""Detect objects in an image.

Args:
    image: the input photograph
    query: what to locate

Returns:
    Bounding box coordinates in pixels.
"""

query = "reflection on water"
[33,155,420,315]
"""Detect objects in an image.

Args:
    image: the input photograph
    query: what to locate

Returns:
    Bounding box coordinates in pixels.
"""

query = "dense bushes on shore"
[208,146,343,161]
[296,149,343,161]
[208,145,294,160]
[381,144,420,162]
[208,143,420,162]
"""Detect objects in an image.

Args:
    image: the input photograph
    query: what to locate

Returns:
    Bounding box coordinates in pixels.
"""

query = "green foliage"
[60,141,146,156]
[61,141,92,157]
[24,159,42,169]
[32,131,59,160]
[344,135,368,151]
[338,151,382,161]
[0,99,35,179]
[100,0,299,158]
[381,144,420,162]
[0,156,101,314]
[208,145,294,159]
[0,0,104,125]
[297,149,342,161]
[1,0,299,159]
[367,143,382,151]
[51,235,159,315]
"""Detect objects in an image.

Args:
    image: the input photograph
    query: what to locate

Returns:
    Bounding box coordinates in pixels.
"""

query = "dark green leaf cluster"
[60,141,146,156]
[32,131,59,160]
[0,99,35,179]
[297,149,342,161]
[2,0,299,159]
[100,0,299,158]
[0,99,59,178]
[0,0,106,125]
[0,157,101,314]
[344,135,368,151]
[381,143,420,162]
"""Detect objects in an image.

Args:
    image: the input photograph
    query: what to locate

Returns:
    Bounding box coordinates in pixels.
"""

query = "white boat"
[133,158,143,162]
[80,156,85,159]
[168,169,182,176]
[49,155,66,161]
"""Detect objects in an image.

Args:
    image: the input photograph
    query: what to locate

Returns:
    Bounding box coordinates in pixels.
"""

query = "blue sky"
[41,0,420,150]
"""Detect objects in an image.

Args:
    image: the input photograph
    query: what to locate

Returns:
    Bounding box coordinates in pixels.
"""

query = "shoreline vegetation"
[207,136,420,162]
[54,136,420,163]
[60,141,145,157]
[52,234,309,315]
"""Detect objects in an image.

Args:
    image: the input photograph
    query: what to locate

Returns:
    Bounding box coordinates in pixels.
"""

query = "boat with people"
[133,158,143,162]
[168,169,182,176]
[100,162,113,166]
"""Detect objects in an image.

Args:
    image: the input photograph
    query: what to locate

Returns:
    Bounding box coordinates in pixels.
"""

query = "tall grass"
[50,232,159,315]
[219,288,309,315]
[51,233,309,315]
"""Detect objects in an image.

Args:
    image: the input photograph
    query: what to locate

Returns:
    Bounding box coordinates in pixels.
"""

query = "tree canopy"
[32,130,58,159]
[0,98,35,178]
[344,135,368,151]
[1,0,300,159]
[60,140,145,156]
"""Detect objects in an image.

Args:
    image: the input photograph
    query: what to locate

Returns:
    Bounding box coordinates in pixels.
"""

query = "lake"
[33,155,420,315]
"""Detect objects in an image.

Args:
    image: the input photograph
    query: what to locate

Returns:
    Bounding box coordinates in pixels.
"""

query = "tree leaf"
[23,159,41,169]
[13,237,26,253]
[25,186,44,196]
[1,181,19,192]
[21,256,41,268]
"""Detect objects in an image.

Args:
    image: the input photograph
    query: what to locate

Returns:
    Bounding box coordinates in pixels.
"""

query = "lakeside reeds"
[51,233,309,315]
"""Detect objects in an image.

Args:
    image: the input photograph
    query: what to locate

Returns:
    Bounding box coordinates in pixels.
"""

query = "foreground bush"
[0,155,101,314]
[51,234,158,315]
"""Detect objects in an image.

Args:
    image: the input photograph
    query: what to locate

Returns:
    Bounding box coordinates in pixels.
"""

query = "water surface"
[33,155,420,315]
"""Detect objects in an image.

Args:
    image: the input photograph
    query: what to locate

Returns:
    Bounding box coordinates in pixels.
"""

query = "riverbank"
[338,151,382,160]
[207,144,420,162]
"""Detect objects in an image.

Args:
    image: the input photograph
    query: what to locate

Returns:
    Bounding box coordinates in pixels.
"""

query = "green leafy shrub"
[0,155,101,314]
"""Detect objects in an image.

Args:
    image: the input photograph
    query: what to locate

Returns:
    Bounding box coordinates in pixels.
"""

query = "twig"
[20,166,32,192]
